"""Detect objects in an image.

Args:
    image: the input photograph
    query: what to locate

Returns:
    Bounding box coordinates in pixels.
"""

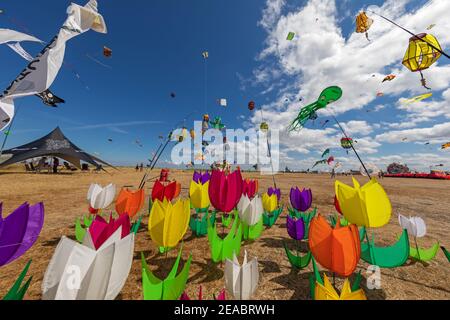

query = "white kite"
[42,227,134,300]
[237,195,263,227]
[87,183,116,210]
[224,251,259,300]
[398,214,426,238]
[0,0,107,131]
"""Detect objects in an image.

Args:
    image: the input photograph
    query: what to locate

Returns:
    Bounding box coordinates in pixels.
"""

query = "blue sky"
[1,0,449,171]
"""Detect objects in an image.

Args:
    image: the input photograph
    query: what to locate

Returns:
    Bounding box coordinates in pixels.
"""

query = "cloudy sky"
[1,0,449,171]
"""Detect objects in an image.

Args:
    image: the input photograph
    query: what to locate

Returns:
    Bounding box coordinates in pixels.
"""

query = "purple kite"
[267,187,281,202]
[287,215,305,241]
[0,202,44,267]
[193,171,211,184]
[290,187,312,212]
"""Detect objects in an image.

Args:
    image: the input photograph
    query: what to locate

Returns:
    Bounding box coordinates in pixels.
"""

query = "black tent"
[0,127,116,170]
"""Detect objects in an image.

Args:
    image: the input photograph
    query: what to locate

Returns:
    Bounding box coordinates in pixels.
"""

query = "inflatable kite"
[402,93,433,104]
[286,32,295,41]
[87,183,115,210]
[42,224,134,300]
[360,230,410,268]
[267,187,281,201]
[309,215,361,277]
[242,179,258,199]
[402,33,442,89]
[335,178,391,228]
[309,258,366,300]
[189,211,216,237]
[141,247,192,300]
[0,202,44,267]
[355,12,373,41]
[288,208,317,240]
[115,188,145,218]
[225,251,259,300]
[441,142,450,149]
[190,180,210,210]
[288,86,343,131]
[248,101,255,111]
[398,215,439,262]
[193,171,211,184]
[290,187,312,212]
[382,74,396,82]
[262,192,278,213]
[0,0,107,131]
[2,260,32,300]
[207,212,242,263]
[148,199,190,249]
[208,169,243,213]
[152,180,181,202]
[287,215,305,241]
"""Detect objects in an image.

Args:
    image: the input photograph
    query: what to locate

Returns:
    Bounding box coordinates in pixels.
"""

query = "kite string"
[331,115,371,179]
[259,108,277,188]
[368,10,450,59]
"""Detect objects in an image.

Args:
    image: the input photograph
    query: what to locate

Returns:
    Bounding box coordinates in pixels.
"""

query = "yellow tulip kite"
[262,193,278,213]
[335,177,391,228]
[189,181,210,210]
[148,199,190,248]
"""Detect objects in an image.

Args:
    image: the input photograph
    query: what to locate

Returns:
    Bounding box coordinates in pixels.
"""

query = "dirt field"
[0,166,449,300]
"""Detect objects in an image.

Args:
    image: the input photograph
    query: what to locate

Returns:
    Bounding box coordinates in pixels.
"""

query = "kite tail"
[365,32,371,42]
[420,71,431,90]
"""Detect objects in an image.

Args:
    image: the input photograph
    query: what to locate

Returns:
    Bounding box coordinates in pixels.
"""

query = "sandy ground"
[0,166,449,300]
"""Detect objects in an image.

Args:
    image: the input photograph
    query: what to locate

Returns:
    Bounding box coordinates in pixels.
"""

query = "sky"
[1,0,449,171]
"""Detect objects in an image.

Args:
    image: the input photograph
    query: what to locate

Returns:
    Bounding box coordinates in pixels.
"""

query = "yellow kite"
[335,177,391,228]
[148,199,190,248]
[262,193,277,212]
[401,93,433,104]
[189,181,210,210]
[315,274,366,300]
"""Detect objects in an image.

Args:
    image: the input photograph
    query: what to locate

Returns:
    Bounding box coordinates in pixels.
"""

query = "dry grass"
[0,165,449,300]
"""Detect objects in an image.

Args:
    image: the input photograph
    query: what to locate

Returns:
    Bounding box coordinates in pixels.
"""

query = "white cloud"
[376,122,450,144]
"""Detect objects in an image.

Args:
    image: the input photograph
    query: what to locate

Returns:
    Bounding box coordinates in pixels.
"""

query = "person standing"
[53,157,59,174]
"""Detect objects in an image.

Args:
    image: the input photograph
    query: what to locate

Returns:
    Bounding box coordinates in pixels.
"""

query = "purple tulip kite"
[290,187,312,212]
[267,187,281,202]
[193,171,211,184]
[287,215,305,240]
[0,202,44,267]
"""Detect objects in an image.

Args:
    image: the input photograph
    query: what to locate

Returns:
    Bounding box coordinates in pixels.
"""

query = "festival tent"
[0,127,115,170]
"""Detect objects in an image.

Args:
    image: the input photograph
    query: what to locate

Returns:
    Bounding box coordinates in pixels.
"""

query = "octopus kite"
[288,86,343,132]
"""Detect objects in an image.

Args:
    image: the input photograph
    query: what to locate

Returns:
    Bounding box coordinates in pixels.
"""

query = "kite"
[327,156,334,165]
[238,195,264,240]
[287,215,305,241]
[402,93,433,104]
[286,32,295,41]
[218,99,227,107]
[399,215,439,262]
[151,180,181,202]
[426,24,436,30]
[341,137,353,150]
[148,199,190,249]
[312,159,327,169]
[360,228,410,268]
[0,202,44,267]
[190,180,210,210]
[170,92,176,98]
[309,258,366,300]
[402,137,408,141]
[208,169,243,213]
[103,46,112,57]
[210,117,225,130]
[207,212,242,263]
[288,208,317,240]
[335,178,391,228]
[309,214,361,277]
[2,260,33,300]
[321,119,330,128]
[355,12,373,41]
[225,251,259,300]
[382,75,396,82]
[262,193,277,213]
[441,142,450,149]
[248,101,255,111]
[321,149,330,159]
[0,0,107,131]
[42,221,134,300]
[115,188,145,218]
[260,122,269,132]
[202,51,209,59]
[141,247,192,300]
[402,33,442,89]
[376,92,384,97]
[290,187,312,213]
[87,183,116,210]
[242,178,258,199]
[288,86,342,131]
